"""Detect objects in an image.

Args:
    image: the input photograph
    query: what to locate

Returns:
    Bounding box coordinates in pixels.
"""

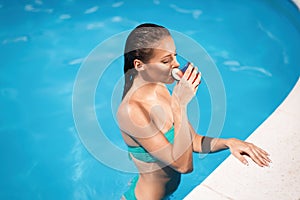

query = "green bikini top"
[127,125,175,163]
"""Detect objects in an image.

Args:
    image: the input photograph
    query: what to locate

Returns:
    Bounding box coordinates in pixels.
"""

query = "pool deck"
[184,77,300,200]
[184,2,300,199]
[293,0,300,9]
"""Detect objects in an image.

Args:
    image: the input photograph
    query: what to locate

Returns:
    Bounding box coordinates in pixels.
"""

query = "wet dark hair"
[122,23,171,99]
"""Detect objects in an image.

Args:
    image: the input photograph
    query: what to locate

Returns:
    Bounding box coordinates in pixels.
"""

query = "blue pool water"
[1,0,300,199]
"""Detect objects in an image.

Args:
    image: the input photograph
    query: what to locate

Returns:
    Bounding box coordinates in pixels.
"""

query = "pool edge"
[184,77,300,199]
[293,0,300,9]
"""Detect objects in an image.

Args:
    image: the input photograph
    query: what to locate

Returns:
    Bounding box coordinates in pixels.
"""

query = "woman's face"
[142,36,180,84]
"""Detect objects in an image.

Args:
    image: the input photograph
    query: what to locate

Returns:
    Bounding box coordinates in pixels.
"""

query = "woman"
[117,23,271,200]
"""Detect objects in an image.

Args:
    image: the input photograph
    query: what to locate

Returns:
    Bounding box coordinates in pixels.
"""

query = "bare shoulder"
[117,83,170,134]
[117,97,152,133]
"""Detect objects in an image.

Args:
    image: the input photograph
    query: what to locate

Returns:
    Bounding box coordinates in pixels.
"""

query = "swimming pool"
[1,0,300,199]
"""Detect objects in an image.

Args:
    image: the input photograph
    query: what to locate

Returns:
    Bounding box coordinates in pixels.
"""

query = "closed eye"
[161,53,177,64]
[162,60,171,64]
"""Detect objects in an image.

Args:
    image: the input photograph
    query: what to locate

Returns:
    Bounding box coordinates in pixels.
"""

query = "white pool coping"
[293,0,300,9]
[184,77,300,199]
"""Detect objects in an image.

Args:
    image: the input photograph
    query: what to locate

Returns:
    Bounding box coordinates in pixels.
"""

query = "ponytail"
[122,67,137,99]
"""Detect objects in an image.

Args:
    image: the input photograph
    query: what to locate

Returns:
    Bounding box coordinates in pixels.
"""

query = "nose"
[172,57,180,68]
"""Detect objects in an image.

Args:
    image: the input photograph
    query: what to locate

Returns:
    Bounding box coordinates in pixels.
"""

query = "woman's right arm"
[117,64,200,173]
[169,64,200,172]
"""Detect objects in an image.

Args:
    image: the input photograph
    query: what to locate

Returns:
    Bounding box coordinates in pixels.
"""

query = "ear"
[133,59,145,72]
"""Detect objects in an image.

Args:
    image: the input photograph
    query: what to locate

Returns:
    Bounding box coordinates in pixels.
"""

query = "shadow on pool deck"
[184,77,300,199]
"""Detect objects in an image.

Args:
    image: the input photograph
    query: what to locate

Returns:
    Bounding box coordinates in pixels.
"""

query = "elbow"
[173,154,194,174]
[172,151,194,173]
[177,164,193,174]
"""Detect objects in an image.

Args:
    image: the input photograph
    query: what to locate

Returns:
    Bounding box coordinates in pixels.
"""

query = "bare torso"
[119,82,181,199]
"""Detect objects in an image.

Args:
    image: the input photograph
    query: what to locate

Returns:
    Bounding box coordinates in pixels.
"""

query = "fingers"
[250,144,272,166]
[182,63,201,89]
[229,139,272,167]
[234,143,271,167]
[182,63,194,80]
[257,147,272,163]
[232,151,249,166]
[194,71,202,88]
[245,148,267,167]
[176,70,184,79]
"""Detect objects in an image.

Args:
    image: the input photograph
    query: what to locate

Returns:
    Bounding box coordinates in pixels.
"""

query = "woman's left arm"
[190,123,271,167]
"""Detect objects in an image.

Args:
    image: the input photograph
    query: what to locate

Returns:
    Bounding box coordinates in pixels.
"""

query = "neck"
[134,72,165,87]
[130,73,167,96]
